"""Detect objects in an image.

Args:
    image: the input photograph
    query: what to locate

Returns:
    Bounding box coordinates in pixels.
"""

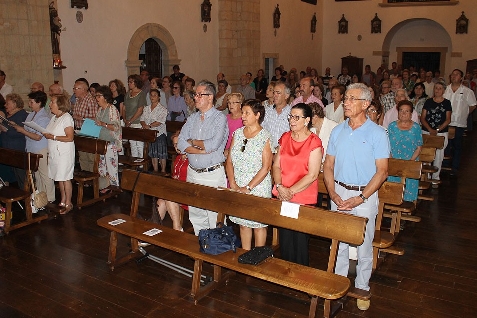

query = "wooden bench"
[119,127,156,172]
[0,148,47,234]
[419,134,445,199]
[441,126,455,171]
[97,169,368,318]
[165,120,185,164]
[74,135,117,209]
[383,158,422,234]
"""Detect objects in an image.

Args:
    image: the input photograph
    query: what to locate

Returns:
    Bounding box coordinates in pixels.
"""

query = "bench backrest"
[388,158,422,180]
[121,169,367,246]
[74,135,108,155]
[122,127,156,143]
[422,134,445,149]
[165,120,185,134]
[419,147,436,164]
[0,148,41,171]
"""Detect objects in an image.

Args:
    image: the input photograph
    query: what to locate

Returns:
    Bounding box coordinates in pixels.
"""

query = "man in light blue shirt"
[262,82,291,152]
[177,80,228,235]
[324,83,389,311]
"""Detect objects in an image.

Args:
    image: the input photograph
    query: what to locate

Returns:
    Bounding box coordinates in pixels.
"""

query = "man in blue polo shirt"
[323,83,389,311]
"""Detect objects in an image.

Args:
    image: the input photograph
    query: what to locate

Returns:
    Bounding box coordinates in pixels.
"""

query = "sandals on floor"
[100,188,112,195]
[60,204,73,215]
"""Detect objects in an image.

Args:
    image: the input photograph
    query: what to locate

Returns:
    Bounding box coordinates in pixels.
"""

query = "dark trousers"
[444,126,465,171]
[279,228,310,266]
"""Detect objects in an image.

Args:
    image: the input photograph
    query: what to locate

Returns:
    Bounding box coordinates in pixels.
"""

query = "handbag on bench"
[238,246,273,265]
[198,223,241,255]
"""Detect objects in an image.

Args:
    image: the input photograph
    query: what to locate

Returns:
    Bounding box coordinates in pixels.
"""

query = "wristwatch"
[436,128,440,132]
[245,185,252,192]
[359,193,368,203]
[275,183,282,189]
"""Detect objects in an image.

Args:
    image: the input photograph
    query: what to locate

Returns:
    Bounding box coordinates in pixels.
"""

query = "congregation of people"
[1,61,476,311]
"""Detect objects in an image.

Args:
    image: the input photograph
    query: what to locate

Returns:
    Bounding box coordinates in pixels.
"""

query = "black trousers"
[279,228,310,266]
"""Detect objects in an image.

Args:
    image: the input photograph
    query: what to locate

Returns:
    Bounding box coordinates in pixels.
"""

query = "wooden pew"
[119,127,156,171]
[165,120,185,164]
[0,148,47,234]
[419,134,445,199]
[383,158,422,234]
[441,126,455,171]
[97,169,368,318]
[74,135,116,209]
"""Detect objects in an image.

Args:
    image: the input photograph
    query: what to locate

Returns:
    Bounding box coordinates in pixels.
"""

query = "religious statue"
[273,5,281,29]
[49,2,62,55]
[201,0,212,23]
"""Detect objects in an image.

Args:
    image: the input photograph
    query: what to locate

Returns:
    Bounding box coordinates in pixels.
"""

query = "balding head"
[30,82,44,92]
[48,83,63,97]
[217,72,225,82]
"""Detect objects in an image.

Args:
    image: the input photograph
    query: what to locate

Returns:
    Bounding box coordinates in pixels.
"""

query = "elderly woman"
[168,81,187,122]
[409,82,428,117]
[366,101,384,126]
[184,90,196,118]
[325,85,345,123]
[13,91,55,202]
[272,103,322,265]
[224,93,244,158]
[226,99,273,250]
[313,83,328,107]
[383,89,420,128]
[388,100,423,202]
[0,93,28,187]
[124,74,147,158]
[94,85,122,193]
[140,88,168,173]
[262,82,276,108]
[421,81,452,185]
[161,76,172,107]
[109,79,126,120]
[253,69,268,95]
[43,95,74,213]
[214,80,229,113]
[309,102,338,164]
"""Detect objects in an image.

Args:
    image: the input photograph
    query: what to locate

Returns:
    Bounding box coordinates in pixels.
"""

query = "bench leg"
[213,264,222,282]
[108,231,118,270]
[309,296,318,318]
[76,182,84,209]
[191,259,203,303]
[3,202,12,234]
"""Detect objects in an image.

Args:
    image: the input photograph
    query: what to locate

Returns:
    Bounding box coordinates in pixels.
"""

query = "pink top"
[226,114,243,149]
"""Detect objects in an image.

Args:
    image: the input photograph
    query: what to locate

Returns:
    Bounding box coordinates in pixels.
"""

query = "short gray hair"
[197,80,216,97]
[347,83,372,101]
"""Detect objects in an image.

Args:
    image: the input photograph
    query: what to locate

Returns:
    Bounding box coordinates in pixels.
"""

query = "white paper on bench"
[143,228,162,236]
[108,219,126,226]
[134,158,144,163]
[280,201,300,219]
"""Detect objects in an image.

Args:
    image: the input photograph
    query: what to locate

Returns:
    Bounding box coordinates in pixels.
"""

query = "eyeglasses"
[128,80,135,84]
[72,87,83,91]
[228,101,241,105]
[343,96,366,103]
[95,94,103,98]
[287,114,306,121]
[241,139,248,152]
[173,86,180,89]
[367,109,377,114]
[194,93,212,98]
[381,86,390,89]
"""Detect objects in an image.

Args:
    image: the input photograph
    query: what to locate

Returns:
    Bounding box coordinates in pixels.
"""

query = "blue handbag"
[198,223,241,255]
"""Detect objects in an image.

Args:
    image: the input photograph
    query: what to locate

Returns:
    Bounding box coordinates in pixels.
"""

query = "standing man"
[292,77,324,108]
[170,65,185,83]
[324,83,389,311]
[443,69,477,176]
[177,80,228,235]
[362,65,375,87]
[217,72,232,93]
[30,82,44,92]
[423,71,435,98]
[140,70,150,94]
[0,70,13,97]
[235,74,256,100]
[322,67,333,88]
[262,82,291,152]
[337,67,351,86]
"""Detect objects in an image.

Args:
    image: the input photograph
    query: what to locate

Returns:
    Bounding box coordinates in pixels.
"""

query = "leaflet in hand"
[23,121,49,134]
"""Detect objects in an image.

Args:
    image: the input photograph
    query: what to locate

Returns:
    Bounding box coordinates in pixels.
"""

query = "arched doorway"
[381,19,452,74]
[125,23,180,77]
[139,38,163,78]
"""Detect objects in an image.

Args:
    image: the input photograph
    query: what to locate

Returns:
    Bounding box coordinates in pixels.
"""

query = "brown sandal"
[60,204,73,215]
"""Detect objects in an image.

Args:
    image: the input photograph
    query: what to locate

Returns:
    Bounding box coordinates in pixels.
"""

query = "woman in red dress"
[272,103,323,266]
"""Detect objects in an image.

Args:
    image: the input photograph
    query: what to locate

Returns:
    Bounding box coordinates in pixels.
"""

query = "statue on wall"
[371,13,381,34]
[49,2,62,55]
[456,11,468,34]
[338,14,348,34]
[201,0,212,23]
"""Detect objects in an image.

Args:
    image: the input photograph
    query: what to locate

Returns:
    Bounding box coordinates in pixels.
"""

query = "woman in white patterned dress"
[225,99,273,250]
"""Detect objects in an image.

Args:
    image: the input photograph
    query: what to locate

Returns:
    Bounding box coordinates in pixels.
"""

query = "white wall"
[322,0,477,76]
[57,0,219,94]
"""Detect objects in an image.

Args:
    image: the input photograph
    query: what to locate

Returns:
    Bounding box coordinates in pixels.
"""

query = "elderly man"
[262,82,291,152]
[30,82,44,92]
[177,80,228,235]
[292,77,324,108]
[235,74,256,100]
[443,69,477,176]
[325,78,338,104]
[324,83,389,311]
[423,71,435,98]
[217,72,232,93]
[380,78,402,115]
[382,88,419,128]
[0,70,13,97]
[43,83,64,117]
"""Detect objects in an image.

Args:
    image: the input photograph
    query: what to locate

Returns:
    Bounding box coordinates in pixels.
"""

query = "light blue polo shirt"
[327,118,389,186]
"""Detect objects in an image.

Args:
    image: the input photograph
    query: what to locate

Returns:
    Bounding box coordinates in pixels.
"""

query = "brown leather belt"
[335,180,366,191]
[189,163,224,173]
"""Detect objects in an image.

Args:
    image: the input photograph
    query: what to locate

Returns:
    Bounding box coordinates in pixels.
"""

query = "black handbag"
[238,246,274,265]
[198,223,241,255]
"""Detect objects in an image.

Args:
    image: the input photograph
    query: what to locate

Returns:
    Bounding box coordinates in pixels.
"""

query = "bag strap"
[27,152,37,193]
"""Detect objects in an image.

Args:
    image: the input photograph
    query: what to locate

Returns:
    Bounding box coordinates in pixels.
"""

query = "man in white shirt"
[443,69,477,175]
[423,71,435,98]
[0,70,13,97]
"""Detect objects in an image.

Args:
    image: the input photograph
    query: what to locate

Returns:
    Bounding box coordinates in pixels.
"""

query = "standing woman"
[420,81,452,185]
[214,80,229,113]
[262,82,276,108]
[387,100,423,202]
[161,76,172,108]
[226,99,273,250]
[184,90,196,118]
[253,69,268,95]
[272,103,322,265]
[124,74,147,158]
[109,79,126,120]
[0,93,28,188]
[224,93,244,158]
[140,88,168,173]
[168,81,187,122]
[13,91,55,202]
[326,85,345,123]
[43,95,75,213]
[94,85,122,193]
[409,82,428,118]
